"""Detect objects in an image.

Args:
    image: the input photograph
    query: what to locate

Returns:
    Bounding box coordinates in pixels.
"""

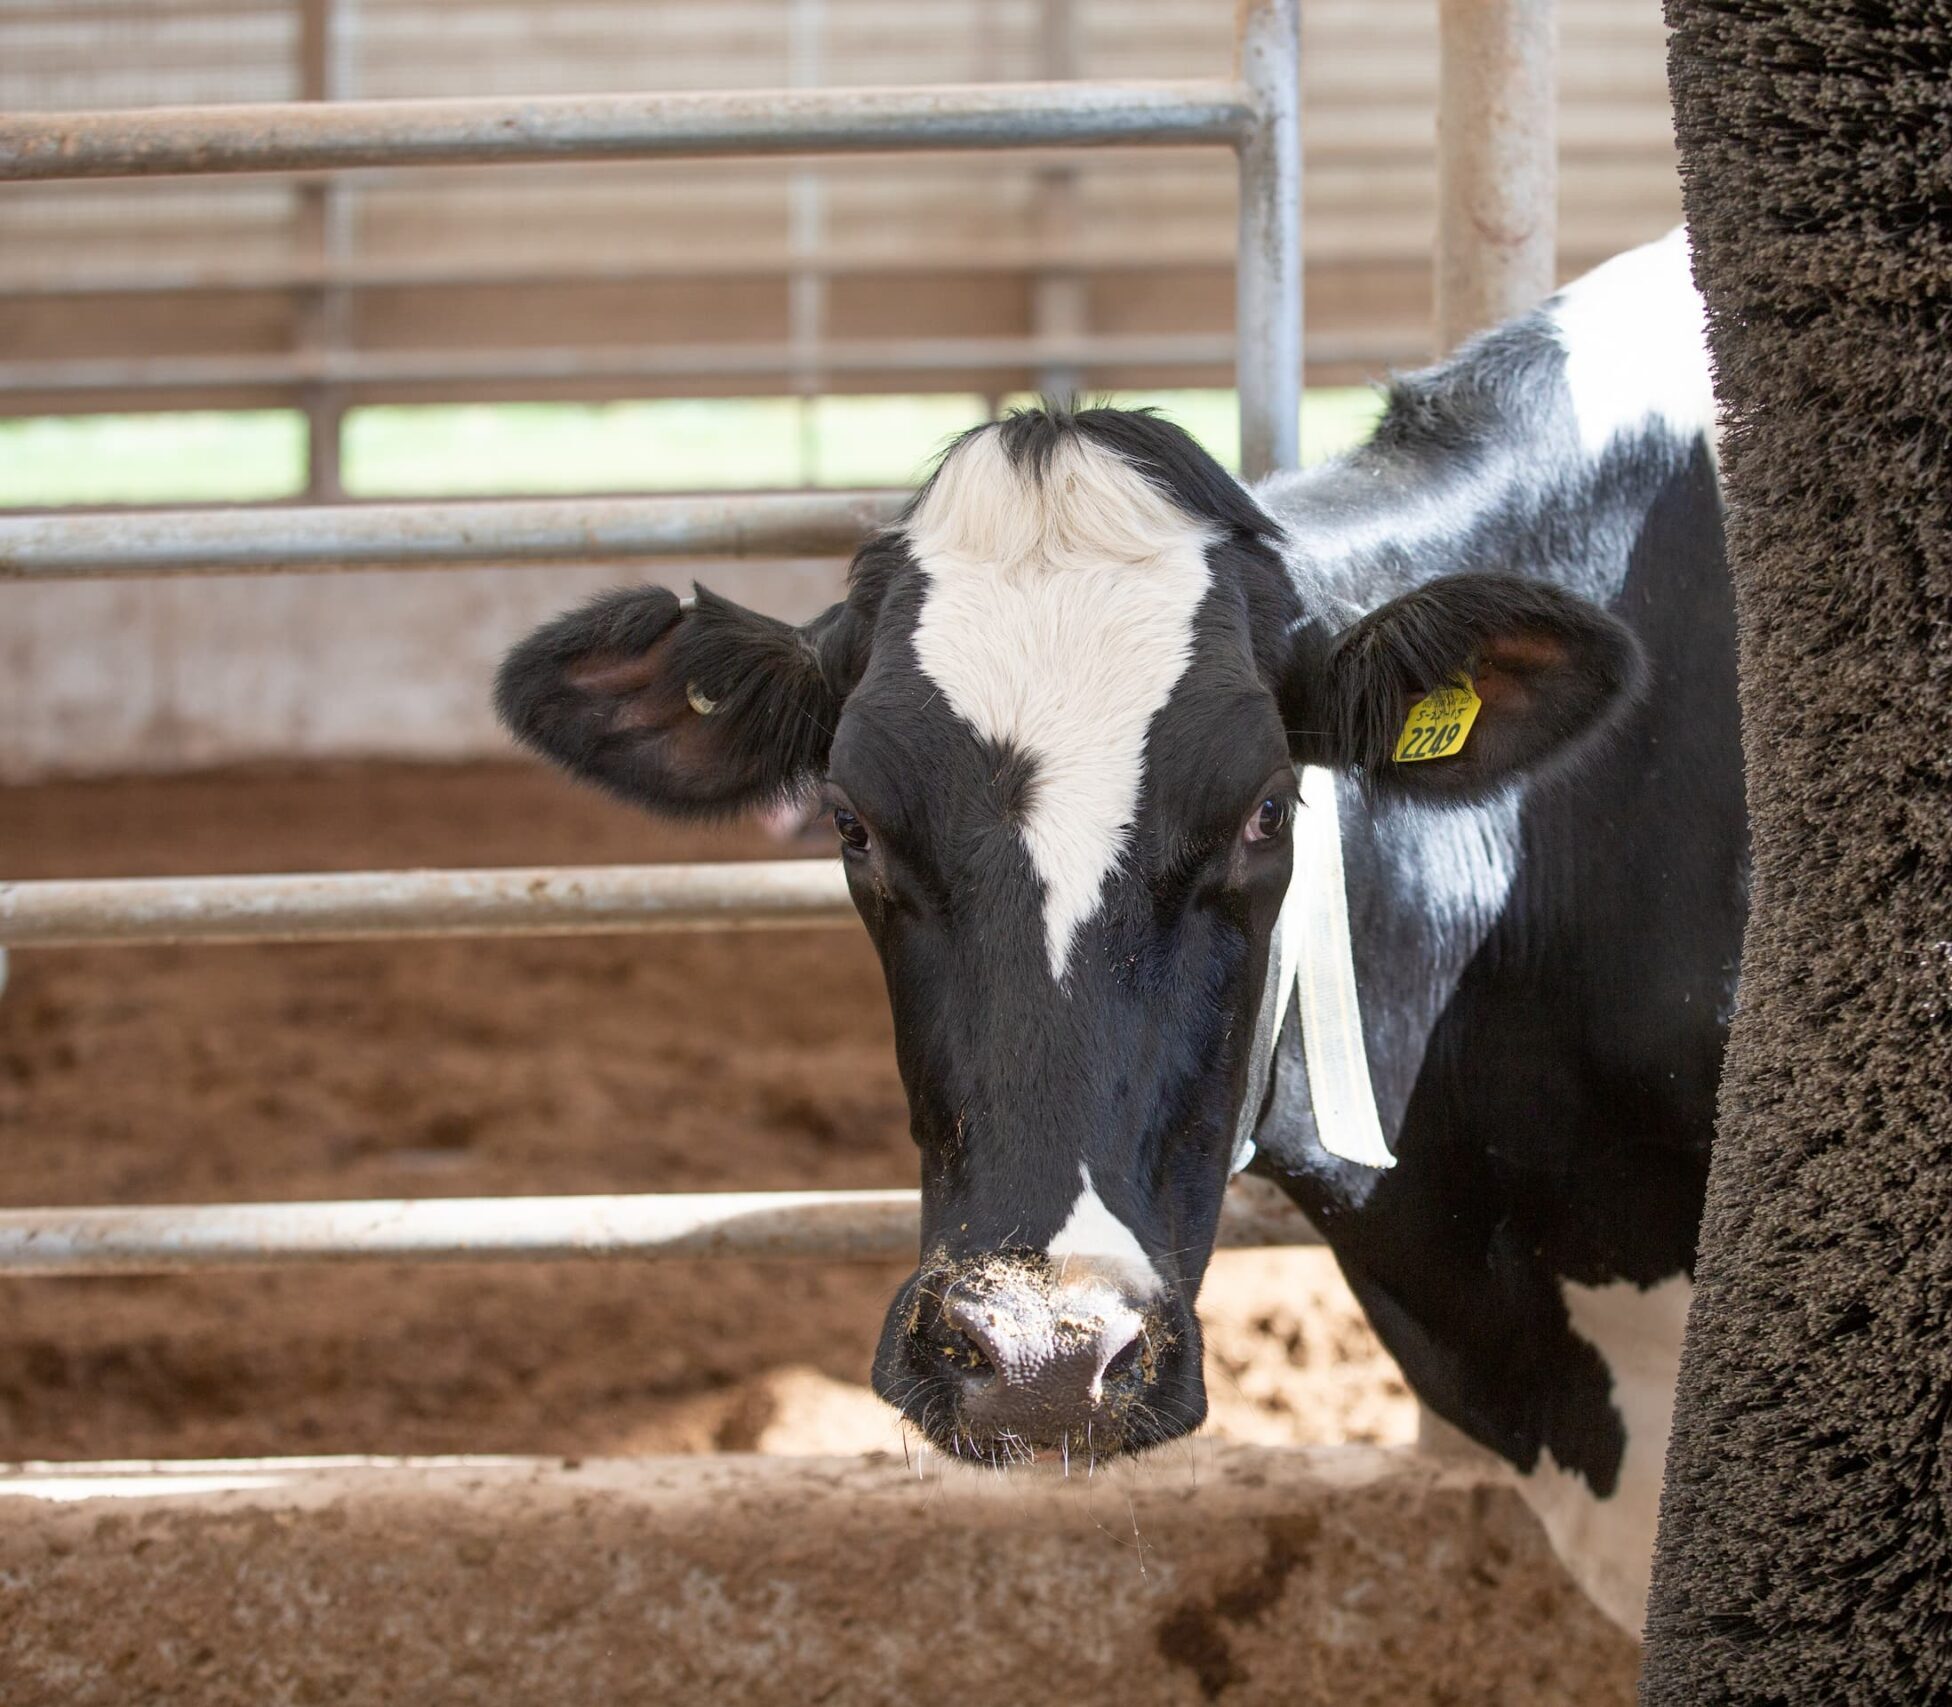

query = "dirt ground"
[0,762,1412,1463]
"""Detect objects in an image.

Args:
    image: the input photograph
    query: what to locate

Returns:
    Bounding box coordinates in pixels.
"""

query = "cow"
[494,228,1741,1635]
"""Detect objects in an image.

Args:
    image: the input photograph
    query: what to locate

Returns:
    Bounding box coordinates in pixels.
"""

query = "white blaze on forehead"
[1522,1273,1693,1637]
[1549,226,1718,461]
[1045,1163,1163,1298]
[906,428,1217,979]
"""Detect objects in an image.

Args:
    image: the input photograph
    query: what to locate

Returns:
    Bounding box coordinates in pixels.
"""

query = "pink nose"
[937,1277,1147,1437]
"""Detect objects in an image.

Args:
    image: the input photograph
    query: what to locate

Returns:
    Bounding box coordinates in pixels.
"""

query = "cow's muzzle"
[871,1254,1201,1463]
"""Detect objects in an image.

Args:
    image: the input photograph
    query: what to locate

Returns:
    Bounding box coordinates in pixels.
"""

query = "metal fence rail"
[0,491,904,579]
[0,0,1432,1284]
[0,1178,1321,1276]
[0,81,1254,182]
[0,862,856,947]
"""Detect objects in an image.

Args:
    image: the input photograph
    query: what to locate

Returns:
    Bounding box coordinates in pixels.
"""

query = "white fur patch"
[1045,1163,1163,1297]
[1521,1273,1693,1637]
[1549,227,1718,461]
[906,428,1216,979]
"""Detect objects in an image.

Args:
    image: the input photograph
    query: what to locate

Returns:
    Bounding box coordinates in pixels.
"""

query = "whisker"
[1126,1489,1149,1577]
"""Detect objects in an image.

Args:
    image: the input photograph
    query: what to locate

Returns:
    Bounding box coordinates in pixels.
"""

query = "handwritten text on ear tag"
[1393,676,1481,763]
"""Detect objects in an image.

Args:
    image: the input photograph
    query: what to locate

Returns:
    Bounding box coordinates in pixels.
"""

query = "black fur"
[495,342,1736,1513]
[1265,444,1737,1496]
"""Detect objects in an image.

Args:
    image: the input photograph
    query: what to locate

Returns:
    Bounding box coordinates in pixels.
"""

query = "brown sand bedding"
[0,762,1411,1462]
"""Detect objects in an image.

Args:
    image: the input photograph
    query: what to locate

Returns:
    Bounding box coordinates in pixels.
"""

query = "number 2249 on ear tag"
[1393,676,1482,763]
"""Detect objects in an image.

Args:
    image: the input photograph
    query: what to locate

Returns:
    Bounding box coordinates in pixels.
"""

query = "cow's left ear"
[1293,573,1646,799]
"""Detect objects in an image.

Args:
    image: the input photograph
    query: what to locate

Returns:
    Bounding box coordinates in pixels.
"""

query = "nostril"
[928,1279,1155,1430]
[938,1334,994,1381]
[936,1295,1006,1385]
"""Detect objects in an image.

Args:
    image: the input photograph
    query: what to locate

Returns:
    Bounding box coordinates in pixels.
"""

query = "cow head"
[496,407,1641,1466]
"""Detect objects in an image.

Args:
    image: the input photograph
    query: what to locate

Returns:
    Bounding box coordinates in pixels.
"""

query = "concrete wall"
[0,560,846,781]
[0,1445,1639,1706]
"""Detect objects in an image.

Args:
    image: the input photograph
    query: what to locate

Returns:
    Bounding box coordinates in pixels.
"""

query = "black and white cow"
[495,229,1741,1634]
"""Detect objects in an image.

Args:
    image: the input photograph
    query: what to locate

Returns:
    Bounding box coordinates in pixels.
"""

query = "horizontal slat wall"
[0,0,1682,408]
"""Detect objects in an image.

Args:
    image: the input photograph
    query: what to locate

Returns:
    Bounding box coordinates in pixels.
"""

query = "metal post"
[1233,0,1301,482]
[787,0,827,480]
[1435,0,1558,351]
[296,0,349,501]
[1031,0,1087,401]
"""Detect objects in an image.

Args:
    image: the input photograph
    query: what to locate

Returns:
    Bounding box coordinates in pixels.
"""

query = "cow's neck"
[1236,232,1729,1640]
[1247,247,1719,1178]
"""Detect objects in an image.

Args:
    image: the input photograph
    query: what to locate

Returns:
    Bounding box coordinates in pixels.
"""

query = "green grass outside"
[0,387,1386,509]
[0,410,310,507]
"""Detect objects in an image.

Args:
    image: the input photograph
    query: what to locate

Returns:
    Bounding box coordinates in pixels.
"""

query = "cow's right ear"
[494,581,870,819]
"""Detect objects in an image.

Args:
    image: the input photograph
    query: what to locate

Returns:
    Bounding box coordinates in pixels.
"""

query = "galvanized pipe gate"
[0,0,1556,1282]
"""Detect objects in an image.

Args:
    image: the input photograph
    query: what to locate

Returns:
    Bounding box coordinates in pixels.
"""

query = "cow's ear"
[1296,573,1645,800]
[495,581,869,819]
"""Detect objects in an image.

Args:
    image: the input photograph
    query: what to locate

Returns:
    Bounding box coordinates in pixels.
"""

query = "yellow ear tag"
[1393,675,1482,763]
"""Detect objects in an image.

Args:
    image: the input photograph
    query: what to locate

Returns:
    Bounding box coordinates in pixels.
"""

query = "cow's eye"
[833,806,871,855]
[1244,795,1294,845]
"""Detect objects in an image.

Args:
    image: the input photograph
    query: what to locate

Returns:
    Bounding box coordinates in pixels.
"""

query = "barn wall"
[1,0,1685,781]
[0,0,1684,405]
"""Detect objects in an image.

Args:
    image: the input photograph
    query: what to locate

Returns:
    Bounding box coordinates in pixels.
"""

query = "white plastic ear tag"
[1230,768,1396,1176]
[1394,676,1481,763]
[1289,767,1394,1168]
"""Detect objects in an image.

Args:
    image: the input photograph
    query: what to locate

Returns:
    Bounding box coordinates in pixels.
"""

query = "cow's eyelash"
[1152,826,1232,895]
